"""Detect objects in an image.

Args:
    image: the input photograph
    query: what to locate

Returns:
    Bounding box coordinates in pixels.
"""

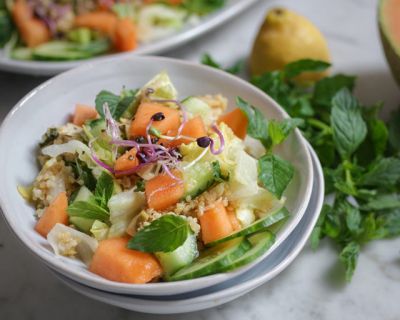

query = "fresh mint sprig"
[202,55,400,282]
[128,215,191,253]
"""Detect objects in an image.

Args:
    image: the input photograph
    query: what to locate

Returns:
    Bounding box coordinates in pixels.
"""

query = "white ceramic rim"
[0,55,313,295]
[0,0,259,76]
[53,143,324,314]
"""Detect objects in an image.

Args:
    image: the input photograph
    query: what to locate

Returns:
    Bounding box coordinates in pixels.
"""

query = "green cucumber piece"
[69,216,94,233]
[183,161,227,199]
[67,28,92,44]
[217,231,275,272]
[182,97,213,125]
[11,47,32,60]
[32,39,110,61]
[168,237,251,281]
[206,207,290,247]
[74,186,93,202]
[156,233,199,277]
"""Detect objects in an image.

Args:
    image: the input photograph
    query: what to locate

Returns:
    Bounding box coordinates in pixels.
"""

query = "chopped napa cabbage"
[182,97,214,126]
[41,140,94,168]
[107,189,146,238]
[137,71,178,101]
[239,187,285,218]
[181,123,245,176]
[47,223,98,265]
[229,149,259,198]
[137,5,186,43]
[244,135,266,159]
[90,220,109,240]
[235,204,256,227]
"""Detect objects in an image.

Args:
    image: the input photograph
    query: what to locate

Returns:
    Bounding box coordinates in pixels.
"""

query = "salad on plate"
[20,72,298,283]
[0,0,225,61]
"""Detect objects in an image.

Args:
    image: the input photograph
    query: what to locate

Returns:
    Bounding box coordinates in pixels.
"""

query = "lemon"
[249,8,331,83]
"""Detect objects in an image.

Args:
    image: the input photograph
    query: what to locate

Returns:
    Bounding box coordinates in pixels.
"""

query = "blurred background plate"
[52,144,324,314]
[0,0,259,76]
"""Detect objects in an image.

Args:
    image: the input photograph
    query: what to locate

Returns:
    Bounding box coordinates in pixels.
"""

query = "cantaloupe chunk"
[114,18,137,52]
[166,116,207,147]
[114,148,139,177]
[89,237,162,284]
[35,192,68,238]
[12,0,50,47]
[199,202,234,244]
[74,11,118,37]
[145,169,183,211]
[129,102,181,138]
[72,104,98,126]
[218,108,248,140]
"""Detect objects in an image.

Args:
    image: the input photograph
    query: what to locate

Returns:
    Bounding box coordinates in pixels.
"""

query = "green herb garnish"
[202,55,400,282]
[128,215,191,253]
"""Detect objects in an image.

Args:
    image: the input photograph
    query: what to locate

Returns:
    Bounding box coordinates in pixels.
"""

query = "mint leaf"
[67,200,110,222]
[71,159,97,192]
[94,172,114,210]
[339,242,360,282]
[342,201,361,235]
[128,215,191,252]
[268,118,304,146]
[331,88,367,159]
[95,89,136,120]
[313,74,356,107]
[310,204,330,250]
[201,53,244,75]
[258,154,294,199]
[95,91,119,117]
[359,157,400,188]
[236,97,270,148]
[284,59,331,79]
[362,194,400,211]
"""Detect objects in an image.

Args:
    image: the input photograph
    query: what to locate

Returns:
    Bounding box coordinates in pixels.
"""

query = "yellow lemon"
[250,8,331,83]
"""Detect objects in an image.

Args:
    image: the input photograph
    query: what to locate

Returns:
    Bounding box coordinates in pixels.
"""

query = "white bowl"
[0,0,258,76]
[54,145,324,314]
[0,56,313,296]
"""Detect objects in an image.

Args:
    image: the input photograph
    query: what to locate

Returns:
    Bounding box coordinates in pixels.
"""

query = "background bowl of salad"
[0,56,314,296]
[0,0,258,75]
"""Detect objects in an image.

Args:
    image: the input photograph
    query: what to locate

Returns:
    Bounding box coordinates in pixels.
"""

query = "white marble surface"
[1,0,400,319]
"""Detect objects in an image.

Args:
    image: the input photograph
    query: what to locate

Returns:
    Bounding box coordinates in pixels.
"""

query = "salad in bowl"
[0,0,225,61]
[18,71,300,284]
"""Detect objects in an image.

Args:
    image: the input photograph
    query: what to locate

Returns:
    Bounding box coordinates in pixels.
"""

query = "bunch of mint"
[202,56,400,281]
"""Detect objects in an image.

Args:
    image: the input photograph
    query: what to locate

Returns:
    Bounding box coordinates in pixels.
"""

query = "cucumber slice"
[168,237,251,281]
[32,39,110,61]
[182,97,213,125]
[74,186,93,202]
[11,47,32,60]
[217,231,275,272]
[206,207,290,247]
[156,233,199,277]
[69,216,94,233]
[183,161,227,199]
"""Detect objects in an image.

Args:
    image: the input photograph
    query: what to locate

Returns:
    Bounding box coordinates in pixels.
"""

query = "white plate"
[0,56,313,296]
[0,0,258,76]
[54,144,324,314]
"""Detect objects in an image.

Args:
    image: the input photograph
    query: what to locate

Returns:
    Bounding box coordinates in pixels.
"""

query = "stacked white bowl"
[0,57,324,314]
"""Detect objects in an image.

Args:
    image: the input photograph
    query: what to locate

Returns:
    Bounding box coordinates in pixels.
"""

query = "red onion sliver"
[210,124,225,155]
